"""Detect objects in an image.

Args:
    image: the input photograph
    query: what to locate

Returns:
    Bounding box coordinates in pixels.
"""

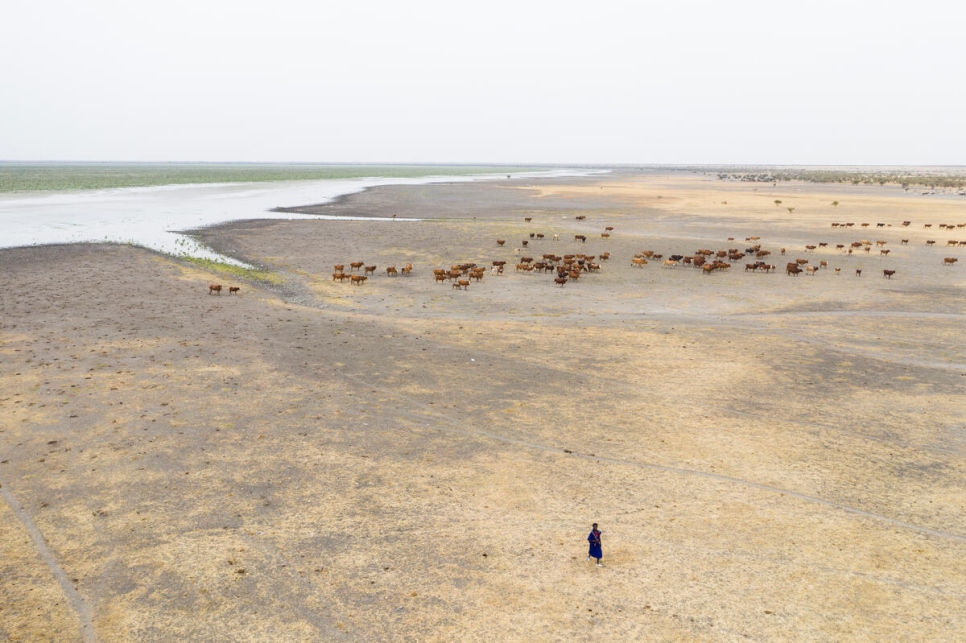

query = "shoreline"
[0,168,606,265]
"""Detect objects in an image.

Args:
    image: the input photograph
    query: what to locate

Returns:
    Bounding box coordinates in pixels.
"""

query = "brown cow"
[228,286,240,294]
[786,264,802,276]
[334,264,345,272]
[333,271,348,282]
[402,263,413,275]
[453,279,469,290]
[554,277,568,287]
[524,217,532,222]
[943,257,959,265]
[364,265,377,276]
[883,269,896,279]
[208,284,222,295]
[350,275,367,285]
[386,266,398,276]
[349,261,364,271]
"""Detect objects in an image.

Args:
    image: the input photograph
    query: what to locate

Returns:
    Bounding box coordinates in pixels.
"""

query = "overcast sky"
[3,0,964,165]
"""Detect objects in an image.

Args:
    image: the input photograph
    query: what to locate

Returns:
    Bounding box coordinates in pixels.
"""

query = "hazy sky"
[4,0,964,165]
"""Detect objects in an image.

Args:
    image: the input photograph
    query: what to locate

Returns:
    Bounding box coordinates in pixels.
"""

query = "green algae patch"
[178,256,284,285]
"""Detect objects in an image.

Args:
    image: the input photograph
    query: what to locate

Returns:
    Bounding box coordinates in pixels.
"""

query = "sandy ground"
[1,170,965,641]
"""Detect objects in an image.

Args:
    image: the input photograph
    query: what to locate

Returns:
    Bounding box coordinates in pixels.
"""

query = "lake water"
[0,169,603,265]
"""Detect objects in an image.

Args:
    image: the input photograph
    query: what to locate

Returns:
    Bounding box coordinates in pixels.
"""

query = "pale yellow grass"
[528,174,966,236]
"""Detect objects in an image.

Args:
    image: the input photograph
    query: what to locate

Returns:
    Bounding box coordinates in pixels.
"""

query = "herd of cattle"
[630,225,963,279]
[218,214,962,294]
[330,262,414,286]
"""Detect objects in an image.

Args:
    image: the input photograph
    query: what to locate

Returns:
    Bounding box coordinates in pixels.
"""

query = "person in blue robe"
[587,523,602,566]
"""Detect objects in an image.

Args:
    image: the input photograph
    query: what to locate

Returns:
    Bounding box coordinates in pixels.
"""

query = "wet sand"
[2,170,965,641]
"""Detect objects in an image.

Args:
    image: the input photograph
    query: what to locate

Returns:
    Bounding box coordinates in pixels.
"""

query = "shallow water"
[0,169,602,264]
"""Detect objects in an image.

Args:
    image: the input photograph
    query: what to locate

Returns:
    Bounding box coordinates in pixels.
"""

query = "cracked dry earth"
[2,172,965,641]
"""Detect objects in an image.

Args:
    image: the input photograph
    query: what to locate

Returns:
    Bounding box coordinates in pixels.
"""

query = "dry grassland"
[1,171,964,641]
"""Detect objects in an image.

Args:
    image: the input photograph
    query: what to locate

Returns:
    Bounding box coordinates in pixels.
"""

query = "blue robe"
[588,529,602,560]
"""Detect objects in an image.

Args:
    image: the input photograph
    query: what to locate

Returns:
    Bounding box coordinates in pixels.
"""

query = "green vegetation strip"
[0,163,545,193]
[179,256,284,285]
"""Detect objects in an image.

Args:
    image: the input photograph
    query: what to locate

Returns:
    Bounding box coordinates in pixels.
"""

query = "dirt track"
[2,171,965,641]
